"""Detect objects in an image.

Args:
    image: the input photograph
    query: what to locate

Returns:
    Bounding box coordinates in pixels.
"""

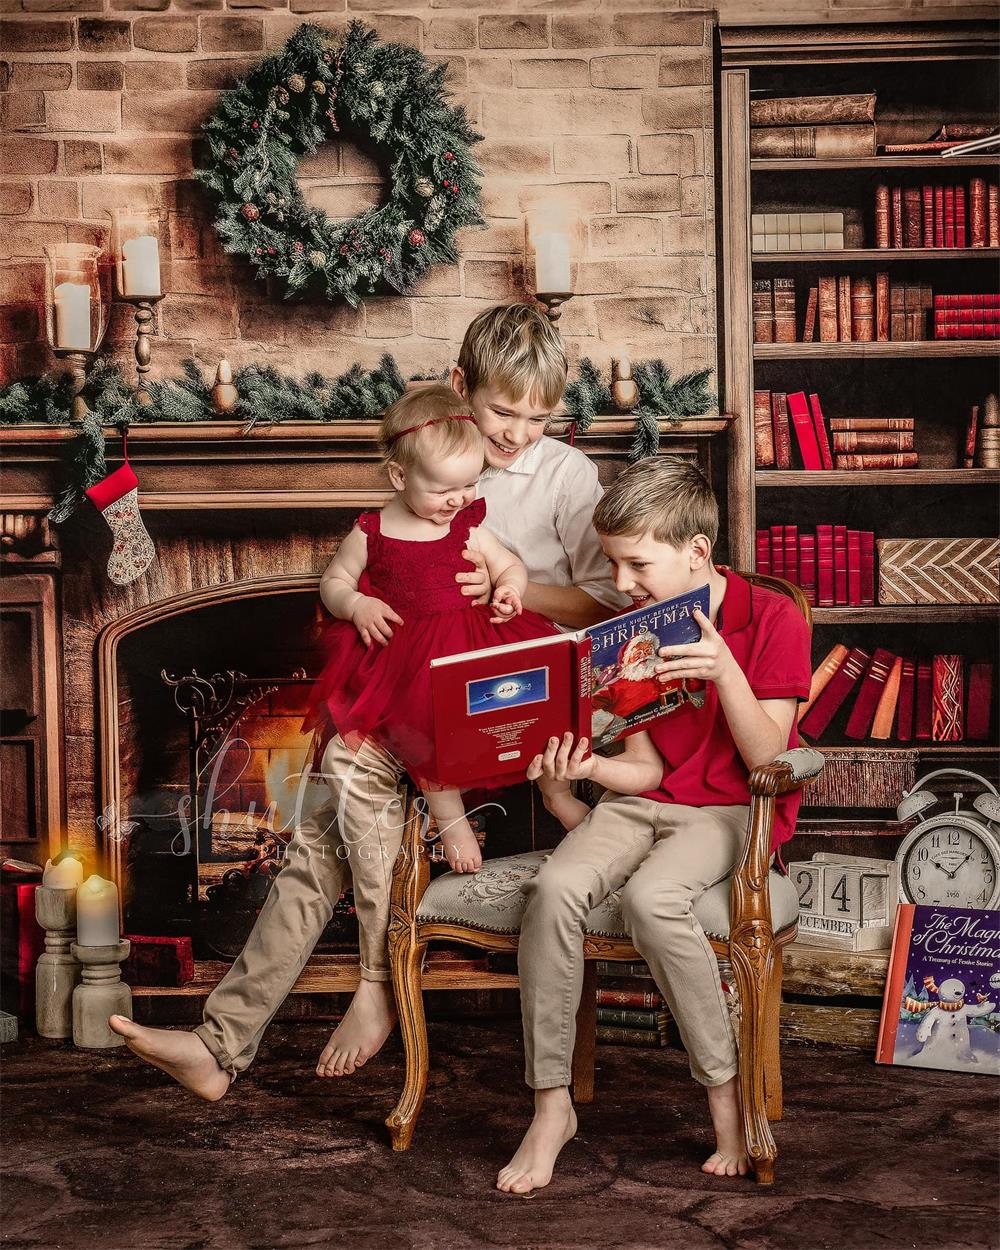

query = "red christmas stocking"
[85,430,155,585]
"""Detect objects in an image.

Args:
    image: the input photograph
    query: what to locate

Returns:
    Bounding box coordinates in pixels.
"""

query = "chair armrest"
[749,747,826,798]
[389,784,433,928]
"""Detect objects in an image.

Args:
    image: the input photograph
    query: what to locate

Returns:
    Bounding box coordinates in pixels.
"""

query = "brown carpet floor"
[2,1018,997,1250]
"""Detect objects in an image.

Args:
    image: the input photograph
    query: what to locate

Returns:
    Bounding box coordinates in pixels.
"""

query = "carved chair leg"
[731,934,778,1185]
[385,927,429,1152]
[571,958,597,1105]
[764,948,783,1123]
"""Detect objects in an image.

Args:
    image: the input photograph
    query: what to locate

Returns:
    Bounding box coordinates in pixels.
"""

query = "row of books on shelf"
[752,275,948,345]
[754,390,919,471]
[933,294,1000,340]
[798,647,993,744]
[752,211,847,253]
[749,91,876,159]
[756,525,875,606]
[875,179,999,250]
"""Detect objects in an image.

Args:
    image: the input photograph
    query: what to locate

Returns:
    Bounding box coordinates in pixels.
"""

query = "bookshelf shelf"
[812,605,999,624]
[752,155,1000,172]
[816,744,999,758]
[753,249,1000,263]
[754,341,1000,360]
[758,469,1000,486]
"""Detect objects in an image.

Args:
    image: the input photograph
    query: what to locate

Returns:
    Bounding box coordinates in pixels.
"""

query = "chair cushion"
[415,850,799,942]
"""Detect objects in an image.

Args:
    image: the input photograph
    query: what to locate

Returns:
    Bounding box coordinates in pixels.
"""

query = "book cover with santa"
[876,905,1000,1076]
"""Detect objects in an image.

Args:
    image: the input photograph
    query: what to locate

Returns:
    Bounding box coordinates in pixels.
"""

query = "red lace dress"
[305,498,559,790]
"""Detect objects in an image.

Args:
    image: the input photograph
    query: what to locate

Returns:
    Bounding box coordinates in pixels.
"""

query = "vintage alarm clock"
[895,768,1000,909]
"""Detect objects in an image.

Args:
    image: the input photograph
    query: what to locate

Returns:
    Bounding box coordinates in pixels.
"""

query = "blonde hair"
[379,384,483,470]
[593,455,719,550]
[458,302,567,409]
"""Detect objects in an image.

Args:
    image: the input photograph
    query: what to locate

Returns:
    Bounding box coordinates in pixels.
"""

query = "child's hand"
[654,608,734,684]
[351,595,403,647]
[456,548,491,605]
[489,583,522,624]
[527,732,594,791]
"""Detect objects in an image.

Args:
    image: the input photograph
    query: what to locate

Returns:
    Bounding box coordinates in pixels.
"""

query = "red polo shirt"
[640,568,812,850]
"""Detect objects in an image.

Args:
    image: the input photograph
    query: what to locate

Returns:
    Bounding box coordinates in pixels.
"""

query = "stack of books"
[752,275,934,344]
[755,524,876,607]
[751,211,845,252]
[594,961,673,1048]
[799,648,993,744]
[749,92,876,159]
[875,177,999,249]
[755,389,918,470]
[933,294,1000,340]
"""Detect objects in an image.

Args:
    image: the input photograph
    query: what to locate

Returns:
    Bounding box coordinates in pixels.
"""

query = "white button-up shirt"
[476,435,624,612]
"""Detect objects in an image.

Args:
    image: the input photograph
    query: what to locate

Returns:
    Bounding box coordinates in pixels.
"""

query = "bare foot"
[108,1015,231,1101]
[316,979,398,1077]
[702,1075,749,1177]
[497,1088,577,1195]
[441,817,482,875]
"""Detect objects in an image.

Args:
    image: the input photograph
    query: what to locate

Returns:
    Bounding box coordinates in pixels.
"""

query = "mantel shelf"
[753,249,1000,263]
[758,469,1000,486]
[812,605,999,624]
[754,341,999,360]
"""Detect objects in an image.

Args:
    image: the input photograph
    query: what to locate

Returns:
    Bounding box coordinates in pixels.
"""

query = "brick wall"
[0,5,722,389]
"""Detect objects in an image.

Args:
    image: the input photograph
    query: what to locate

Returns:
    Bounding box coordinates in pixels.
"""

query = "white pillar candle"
[122,235,161,298]
[534,230,572,292]
[76,874,120,946]
[43,855,84,889]
[54,282,92,350]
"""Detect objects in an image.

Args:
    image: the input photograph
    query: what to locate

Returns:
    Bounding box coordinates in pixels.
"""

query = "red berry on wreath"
[240,203,260,221]
[442,180,450,189]
[251,121,259,130]
[256,248,264,256]
[408,228,426,248]
[293,240,304,252]
[451,184,459,193]
[444,151,454,161]
[267,246,276,255]
[340,243,349,255]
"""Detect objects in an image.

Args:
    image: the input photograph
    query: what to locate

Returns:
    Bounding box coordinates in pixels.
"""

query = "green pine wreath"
[196,21,485,307]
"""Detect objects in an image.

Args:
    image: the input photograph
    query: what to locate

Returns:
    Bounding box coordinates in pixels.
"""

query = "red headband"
[391,413,476,441]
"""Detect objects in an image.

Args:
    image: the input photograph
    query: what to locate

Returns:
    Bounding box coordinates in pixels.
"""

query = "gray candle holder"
[70,939,131,1049]
[34,885,82,1038]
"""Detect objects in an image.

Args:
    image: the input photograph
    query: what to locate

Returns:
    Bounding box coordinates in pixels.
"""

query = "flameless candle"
[43,855,84,890]
[122,235,161,298]
[534,229,572,292]
[54,282,92,351]
[76,874,119,946]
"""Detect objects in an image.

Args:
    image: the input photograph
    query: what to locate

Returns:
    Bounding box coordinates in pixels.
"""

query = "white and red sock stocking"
[85,431,155,585]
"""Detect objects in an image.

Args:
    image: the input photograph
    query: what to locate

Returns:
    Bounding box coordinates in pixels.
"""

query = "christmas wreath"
[196,21,485,307]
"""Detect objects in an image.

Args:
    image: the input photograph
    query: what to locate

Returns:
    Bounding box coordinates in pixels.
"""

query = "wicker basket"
[801,749,919,809]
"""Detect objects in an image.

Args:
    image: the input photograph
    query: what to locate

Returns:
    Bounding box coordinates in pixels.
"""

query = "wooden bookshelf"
[719,24,999,1025]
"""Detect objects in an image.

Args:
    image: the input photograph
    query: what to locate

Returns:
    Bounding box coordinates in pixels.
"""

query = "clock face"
[899,816,1000,908]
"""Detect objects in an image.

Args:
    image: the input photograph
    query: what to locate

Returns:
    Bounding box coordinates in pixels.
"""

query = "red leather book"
[875,183,890,248]
[903,187,922,247]
[817,524,834,607]
[931,654,964,742]
[967,662,993,740]
[935,307,1000,322]
[771,392,792,469]
[798,646,871,740]
[935,294,1000,308]
[895,656,916,741]
[752,279,774,343]
[754,390,775,467]
[845,648,895,740]
[956,184,967,248]
[964,406,979,468]
[829,418,914,430]
[832,431,915,452]
[851,275,874,341]
[837,274,852,341]
[808,392,834,470]
[770,524,785,578]
[784,525,799,588]
[799,643,849,722]
[834,453,920,469]
[970,177,986,248]
[891,186,903,248]
[935,323,1000,340]
[860,530,875,605]
[755,529,771,575]
[803,286,818,342]
[833,524,848,605]
[787,391,823,469]
[943,186,955,248]
[818,275,838,342]
[773,276,797,344]
[934,185,944,247]
[876,272,890,341]
[799,532,816,605]
[915,659,933,740]
[922,184,934,247]
[871,656,904,740]
[989,184,999,247]
[847,529,862,605]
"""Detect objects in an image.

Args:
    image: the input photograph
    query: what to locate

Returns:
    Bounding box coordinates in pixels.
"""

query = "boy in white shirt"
[110,303,622,1097]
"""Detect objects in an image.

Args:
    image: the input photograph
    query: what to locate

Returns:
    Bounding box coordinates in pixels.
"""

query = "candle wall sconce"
[524,209,581,325]
[111,207,167,405]
[43,243,109,422]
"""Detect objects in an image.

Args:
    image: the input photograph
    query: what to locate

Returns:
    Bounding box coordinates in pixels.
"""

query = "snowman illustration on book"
[909,973,996,1067]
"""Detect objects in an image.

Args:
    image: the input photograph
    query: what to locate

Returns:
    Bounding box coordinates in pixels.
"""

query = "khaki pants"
[193,734,406,1078]
[518,794,748,1090]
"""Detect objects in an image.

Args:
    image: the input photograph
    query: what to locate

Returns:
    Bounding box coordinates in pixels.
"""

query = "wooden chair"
[385,574,823,1184]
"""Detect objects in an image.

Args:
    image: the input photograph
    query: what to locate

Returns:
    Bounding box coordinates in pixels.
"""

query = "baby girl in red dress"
[305,385,559,873]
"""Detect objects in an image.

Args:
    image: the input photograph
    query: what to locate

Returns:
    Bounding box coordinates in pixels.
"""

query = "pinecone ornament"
[287,73,306,93]
[414,177,434,199]
[309,250,327,269]
[240,203,260,222]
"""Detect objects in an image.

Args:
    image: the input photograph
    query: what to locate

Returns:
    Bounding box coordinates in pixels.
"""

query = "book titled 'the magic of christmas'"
[430,585,709,785]
[876,904,1000,1076]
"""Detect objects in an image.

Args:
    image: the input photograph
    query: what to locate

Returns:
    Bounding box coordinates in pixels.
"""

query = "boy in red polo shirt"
[497,455,811,1196]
